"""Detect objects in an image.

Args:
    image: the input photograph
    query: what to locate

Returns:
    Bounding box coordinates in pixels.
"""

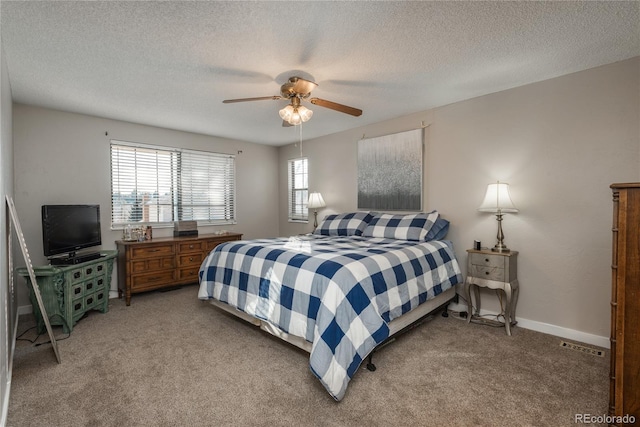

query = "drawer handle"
[189,244,194,249]
[86,282,93,290]
[485,258,489,262]
[189,257,194,262]
[86,268,93,275]
[87,297,93,305]
[74,272,81,279]
[74,287,82,295]
[97,265,103,272]
[98,279,103,285]
[74,303,82,310]
[97,293,104,300]
[148,249,160,252]
[149,276,161,281]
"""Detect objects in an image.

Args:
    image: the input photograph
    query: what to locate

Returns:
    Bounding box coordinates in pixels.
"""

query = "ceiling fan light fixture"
[298,105,313,122]
[279,104,313,125]
[224,75,361,126]
[279,105,294,121]
[289,110,303,125]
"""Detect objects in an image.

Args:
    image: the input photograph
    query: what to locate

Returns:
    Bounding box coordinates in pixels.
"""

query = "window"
[288,157,308,222]
[110,140,235,228]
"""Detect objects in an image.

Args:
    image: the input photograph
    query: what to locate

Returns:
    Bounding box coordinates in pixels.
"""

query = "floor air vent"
[560,341,605,357]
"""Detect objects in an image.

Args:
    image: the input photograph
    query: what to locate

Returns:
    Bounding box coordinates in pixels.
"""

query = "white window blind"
[110,141,236,227]
[288,157,308,222]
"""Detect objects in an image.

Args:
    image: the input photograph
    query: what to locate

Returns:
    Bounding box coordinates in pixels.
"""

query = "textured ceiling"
[1,1,638,146]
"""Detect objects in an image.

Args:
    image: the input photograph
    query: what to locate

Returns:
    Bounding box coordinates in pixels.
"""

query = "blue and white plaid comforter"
[198,235,462,401]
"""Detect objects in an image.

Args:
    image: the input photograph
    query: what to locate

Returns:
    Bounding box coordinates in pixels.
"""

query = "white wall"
[279,58,640,345]
[0,41,15,426]
[12,106,280,306]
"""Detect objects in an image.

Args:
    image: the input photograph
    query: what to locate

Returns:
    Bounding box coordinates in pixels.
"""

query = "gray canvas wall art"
[357,128,423,210]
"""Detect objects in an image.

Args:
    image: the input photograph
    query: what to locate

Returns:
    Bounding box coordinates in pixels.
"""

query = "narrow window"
[287,158,308,222]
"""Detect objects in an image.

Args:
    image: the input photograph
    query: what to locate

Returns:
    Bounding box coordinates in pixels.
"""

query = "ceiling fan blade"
[309,98,362,116]
[222,96,282,103]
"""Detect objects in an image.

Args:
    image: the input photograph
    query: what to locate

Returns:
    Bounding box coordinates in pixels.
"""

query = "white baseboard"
[448,300,610,349]
[512,315,610,349]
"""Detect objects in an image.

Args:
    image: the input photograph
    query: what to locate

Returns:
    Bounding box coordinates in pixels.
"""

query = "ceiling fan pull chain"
[299,122,303,157]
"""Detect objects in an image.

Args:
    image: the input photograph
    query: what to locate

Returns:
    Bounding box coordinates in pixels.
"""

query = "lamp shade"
[298,105,313,122]
[279,105,294,121]
[308,192,326,209]
[478,182,518,213]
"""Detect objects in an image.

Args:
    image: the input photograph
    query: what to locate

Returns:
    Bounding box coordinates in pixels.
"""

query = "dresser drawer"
[178,267,201,281]
[69,267,86,283]
[177,241,206,253]
[130,244,174,259]
[469,253,504,268]
[82,261,106,278]
[84,293,97,310]
[131,270,176,290]
[469,265,505,282]
[71,298,85,317]
[178,252,204,267]
[131,256,175,273]
[83,279,99,295]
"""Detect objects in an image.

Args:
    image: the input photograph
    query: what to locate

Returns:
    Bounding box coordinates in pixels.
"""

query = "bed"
[198,211,463,401]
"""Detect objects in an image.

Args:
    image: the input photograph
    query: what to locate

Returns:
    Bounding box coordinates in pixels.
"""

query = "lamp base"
[492,212,511,253]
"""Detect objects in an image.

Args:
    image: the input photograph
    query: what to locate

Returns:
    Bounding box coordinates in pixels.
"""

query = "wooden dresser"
[609,183,639,424]
[116,232,242,305]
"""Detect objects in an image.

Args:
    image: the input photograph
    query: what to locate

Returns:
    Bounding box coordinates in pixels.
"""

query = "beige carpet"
[7,285,608,426]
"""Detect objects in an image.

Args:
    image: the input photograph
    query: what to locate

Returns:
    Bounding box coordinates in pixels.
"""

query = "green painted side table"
[17,250,117,334]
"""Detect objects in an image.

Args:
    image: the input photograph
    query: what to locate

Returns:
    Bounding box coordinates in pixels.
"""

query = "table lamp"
[307,192,326,231]
[478,181,518,252]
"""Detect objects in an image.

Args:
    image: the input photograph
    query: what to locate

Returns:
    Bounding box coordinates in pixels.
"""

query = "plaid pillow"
[426,217,450,241]
[362,211,440,241]
[313,212,375,236]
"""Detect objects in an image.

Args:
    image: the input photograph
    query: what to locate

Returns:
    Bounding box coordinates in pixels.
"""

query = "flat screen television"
[42,204,102,261]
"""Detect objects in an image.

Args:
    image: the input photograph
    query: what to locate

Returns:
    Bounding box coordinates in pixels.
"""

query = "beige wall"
[279,57,640,343]
[1,41,15,425]
[12,105,280,305]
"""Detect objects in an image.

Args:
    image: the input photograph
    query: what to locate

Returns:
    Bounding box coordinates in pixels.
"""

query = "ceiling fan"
[222,76,363,126]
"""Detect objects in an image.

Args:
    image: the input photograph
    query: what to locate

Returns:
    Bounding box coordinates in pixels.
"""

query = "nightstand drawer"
[469,253,504,268]
[469,265,505,282]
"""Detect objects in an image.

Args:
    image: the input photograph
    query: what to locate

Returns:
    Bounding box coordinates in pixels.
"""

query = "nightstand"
[464,249,519,336]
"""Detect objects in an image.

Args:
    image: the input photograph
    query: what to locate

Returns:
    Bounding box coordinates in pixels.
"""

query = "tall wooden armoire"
[609,183,639,425]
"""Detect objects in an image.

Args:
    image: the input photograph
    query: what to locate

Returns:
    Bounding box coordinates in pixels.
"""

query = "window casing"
[288,158,308,222]
[110,140,236,228]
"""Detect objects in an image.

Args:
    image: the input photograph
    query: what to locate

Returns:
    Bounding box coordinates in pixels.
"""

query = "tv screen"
[42,204,102,257]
